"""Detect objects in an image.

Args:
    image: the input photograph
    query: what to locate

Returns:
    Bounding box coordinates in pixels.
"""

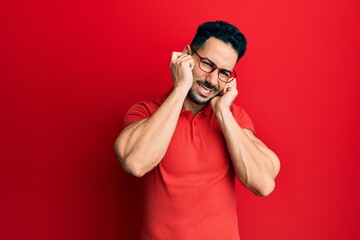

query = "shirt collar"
[162,88,213,117]
[199,103,212,116]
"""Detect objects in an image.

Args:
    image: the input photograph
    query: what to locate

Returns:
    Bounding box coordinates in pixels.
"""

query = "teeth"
[199,84,211,94]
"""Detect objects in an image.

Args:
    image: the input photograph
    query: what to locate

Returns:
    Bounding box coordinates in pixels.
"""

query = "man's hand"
[210,78,238,112]
[170,51,194,92]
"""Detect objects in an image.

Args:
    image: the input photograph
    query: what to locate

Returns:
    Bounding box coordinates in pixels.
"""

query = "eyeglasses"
[191,47,236,83]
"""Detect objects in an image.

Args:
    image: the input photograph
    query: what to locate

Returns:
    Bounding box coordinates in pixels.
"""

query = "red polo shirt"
[123,91,254,240]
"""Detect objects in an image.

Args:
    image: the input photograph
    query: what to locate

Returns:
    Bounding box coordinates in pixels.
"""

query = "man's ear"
[183,45,191,54]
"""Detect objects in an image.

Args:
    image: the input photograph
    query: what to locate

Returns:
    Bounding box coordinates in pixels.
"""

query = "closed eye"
[201,60,214,68]
[220,69,231,77]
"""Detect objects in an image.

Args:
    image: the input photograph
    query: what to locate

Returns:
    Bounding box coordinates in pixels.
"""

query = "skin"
[114,37,280,196]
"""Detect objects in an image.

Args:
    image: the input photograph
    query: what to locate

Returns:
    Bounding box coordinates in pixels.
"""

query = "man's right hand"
[170,51,194,92]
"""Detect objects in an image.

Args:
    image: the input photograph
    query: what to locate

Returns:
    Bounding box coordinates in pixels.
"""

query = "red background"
[1,0,360,239]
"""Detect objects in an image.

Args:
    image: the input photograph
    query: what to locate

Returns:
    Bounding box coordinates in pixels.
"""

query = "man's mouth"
[197,81,217,96]
[199,83,212,94]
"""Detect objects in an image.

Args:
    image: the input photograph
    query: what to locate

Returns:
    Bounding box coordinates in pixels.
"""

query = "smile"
[198,82,212,94]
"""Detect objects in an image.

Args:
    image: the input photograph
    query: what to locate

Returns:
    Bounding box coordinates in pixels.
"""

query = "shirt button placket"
[192,118,199,144]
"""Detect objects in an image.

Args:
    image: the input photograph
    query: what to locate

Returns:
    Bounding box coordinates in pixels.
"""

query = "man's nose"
[205,70,218,87]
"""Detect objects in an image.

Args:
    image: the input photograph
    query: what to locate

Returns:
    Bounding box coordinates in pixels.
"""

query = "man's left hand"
[210,78,238,112]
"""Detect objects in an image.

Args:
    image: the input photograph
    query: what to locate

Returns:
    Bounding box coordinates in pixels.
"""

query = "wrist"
[172,84,190,98]
[214,104,232,121]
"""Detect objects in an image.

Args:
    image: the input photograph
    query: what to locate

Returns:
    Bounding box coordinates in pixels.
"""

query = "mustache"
[196,80,219,92]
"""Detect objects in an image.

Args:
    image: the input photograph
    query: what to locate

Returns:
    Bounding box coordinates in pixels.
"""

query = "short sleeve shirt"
[123,91,254,240]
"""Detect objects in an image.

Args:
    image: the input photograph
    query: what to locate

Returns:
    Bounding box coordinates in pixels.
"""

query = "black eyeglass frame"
[190,46,237,83]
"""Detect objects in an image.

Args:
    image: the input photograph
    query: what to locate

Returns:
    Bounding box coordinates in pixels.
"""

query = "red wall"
[1,0,360,239]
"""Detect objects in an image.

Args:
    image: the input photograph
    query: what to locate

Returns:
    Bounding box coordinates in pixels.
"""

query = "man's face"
[188,37,238,105]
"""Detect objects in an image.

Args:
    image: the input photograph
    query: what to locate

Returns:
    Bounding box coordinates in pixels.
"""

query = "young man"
[114,21,280,240]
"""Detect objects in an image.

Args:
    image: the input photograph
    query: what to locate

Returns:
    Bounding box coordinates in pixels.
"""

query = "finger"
[210,95,220,104]
[171,52,184,62]
[221,83,229,95]
[172,54,194,69]
[232,78,237,87]
[175,54,192,63]
[170,52,189,68]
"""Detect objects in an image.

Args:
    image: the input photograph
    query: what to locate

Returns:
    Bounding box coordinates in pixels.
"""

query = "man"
[114,21,280,240]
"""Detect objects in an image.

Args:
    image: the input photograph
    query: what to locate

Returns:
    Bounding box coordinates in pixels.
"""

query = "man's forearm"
[215,107,280,196]
[114,87,188,177]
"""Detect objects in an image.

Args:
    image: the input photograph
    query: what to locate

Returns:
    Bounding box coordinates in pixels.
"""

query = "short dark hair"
[190,21,247,62]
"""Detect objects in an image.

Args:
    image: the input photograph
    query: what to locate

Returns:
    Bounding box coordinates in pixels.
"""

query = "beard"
[187,80,220,105]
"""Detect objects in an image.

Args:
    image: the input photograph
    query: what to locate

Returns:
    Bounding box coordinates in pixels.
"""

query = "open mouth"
[198,83,212,94]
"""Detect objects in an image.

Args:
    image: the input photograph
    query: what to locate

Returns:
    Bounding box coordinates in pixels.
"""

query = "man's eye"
[201,60,214,68]
[220,70,231,78]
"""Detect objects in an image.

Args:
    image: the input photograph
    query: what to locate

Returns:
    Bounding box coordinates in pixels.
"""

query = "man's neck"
[183,97,206,115]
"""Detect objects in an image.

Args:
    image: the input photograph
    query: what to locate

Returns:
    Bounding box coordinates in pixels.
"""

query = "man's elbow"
[248,177,276,197]
[115,151,147,177]
[255,155,280,197]
[255,179,276,197]
[120,157,147,177]
[114,141,146,177]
